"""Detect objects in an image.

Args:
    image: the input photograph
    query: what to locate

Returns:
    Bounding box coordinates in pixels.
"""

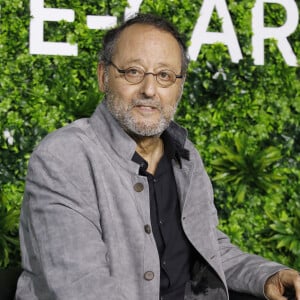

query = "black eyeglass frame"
[108,61,183,87]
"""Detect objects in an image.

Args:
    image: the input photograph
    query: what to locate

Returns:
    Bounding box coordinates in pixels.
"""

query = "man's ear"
[97,63,106,92]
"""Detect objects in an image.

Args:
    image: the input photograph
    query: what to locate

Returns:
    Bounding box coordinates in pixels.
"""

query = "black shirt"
[132,133,194,300]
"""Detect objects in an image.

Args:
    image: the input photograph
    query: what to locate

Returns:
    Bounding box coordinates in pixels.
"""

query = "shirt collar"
[131,130,189,172]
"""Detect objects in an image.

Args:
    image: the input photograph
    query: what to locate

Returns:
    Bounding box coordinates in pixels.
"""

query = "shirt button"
[144,271,155,281]
[133,182,144,192]
[162,260,166,266]
[144,224,152,234]
[159,220,164,225]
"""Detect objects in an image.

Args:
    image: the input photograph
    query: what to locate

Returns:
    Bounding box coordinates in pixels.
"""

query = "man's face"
[98,24,184,137]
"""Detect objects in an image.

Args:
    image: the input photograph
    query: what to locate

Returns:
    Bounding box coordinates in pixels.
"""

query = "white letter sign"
[86,16,117,30]
[188,0,243,63]
[124,0,143,20]
[252,0,298,66]
[30,0,77,56]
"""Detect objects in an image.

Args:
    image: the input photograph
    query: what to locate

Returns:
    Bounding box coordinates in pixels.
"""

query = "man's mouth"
[136,105,157,110]
[133,105,160,115]
[132,100,161,112]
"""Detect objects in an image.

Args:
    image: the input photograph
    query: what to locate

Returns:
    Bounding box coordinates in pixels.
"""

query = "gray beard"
[104,95,178,137]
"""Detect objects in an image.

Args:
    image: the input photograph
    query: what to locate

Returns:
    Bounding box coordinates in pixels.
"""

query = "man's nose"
[140,73,158,97]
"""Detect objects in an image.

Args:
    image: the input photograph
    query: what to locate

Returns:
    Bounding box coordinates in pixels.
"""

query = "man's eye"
[158,71,172,81]
[126,68,142,76]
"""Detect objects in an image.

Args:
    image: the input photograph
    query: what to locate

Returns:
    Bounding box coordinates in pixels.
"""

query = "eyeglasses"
[108,61,183,88]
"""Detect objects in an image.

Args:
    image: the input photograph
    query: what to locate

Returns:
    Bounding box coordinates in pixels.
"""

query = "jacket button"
[144,224,151,234]
[134,182,144,192]
[144,271,154,281]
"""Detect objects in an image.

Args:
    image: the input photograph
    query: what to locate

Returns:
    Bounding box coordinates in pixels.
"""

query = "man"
[16,13,300,300]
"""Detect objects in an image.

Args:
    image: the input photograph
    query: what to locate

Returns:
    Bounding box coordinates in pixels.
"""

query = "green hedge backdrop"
[1,0,300,270]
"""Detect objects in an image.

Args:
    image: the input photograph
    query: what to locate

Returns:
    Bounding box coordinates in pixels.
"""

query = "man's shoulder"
[32,118,97,159]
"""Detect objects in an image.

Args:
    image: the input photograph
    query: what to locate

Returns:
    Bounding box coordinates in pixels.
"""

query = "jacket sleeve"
[17,144,126,300]
[216,227,287,297]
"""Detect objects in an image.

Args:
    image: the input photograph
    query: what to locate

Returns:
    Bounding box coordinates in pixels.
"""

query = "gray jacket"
[16,102,284,300]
